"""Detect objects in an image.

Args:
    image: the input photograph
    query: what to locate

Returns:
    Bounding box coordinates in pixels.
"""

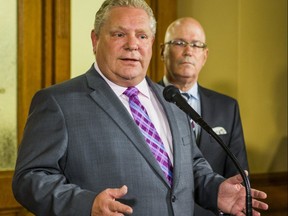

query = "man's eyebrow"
[171,38,186,41]
[110,25,150,33]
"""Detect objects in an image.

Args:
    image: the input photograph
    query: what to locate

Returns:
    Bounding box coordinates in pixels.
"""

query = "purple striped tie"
[124,87,173,186]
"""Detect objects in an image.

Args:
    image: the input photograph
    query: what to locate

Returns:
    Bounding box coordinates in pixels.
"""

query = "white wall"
[0,0,17,169]
[71,0,105,77]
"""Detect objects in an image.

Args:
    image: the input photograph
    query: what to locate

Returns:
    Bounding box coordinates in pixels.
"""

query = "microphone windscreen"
[163,85,180,102]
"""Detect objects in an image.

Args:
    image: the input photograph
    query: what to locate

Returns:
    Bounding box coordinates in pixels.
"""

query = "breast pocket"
[210,133,230,145]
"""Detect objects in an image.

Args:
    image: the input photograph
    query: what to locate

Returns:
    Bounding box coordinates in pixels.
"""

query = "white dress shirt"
[163,76,201,137]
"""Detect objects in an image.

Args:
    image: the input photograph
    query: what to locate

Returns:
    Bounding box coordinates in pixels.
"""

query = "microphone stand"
[163,86,252,216]
[195,116,252,216]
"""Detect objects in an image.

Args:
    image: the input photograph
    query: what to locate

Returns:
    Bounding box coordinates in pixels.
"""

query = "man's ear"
[202,48,209,65]
[160,44,165,60]
[91,30,98,54]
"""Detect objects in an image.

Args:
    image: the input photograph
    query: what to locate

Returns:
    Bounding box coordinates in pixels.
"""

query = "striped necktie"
[124,87,173,186]
[181,93,197,137]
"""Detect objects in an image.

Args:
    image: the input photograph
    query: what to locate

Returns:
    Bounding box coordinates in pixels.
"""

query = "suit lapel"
[198,86,213,151]
[85,68,171,186]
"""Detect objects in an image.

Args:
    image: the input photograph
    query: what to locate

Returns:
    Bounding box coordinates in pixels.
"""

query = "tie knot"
[181,93,191,101]
[124,87,139,98]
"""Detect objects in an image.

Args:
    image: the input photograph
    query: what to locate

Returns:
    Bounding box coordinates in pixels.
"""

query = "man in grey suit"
[12,1,268,215]
[158,17,250,216]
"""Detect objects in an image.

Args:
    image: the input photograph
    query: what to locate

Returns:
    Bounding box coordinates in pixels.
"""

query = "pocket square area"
[212,127,227,135]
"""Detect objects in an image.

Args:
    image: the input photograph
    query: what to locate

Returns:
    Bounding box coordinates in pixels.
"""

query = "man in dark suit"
[158,17,250,216]
[13,1,267,216]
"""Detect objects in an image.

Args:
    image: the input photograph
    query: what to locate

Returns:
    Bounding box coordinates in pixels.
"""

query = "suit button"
[171,195,176,202]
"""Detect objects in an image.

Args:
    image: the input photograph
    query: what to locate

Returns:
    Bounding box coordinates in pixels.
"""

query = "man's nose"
[183,45,194,56]
[125,36,139,51]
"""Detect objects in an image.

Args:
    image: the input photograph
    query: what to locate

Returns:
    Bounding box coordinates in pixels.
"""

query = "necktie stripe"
[129,102,167,151]
[124,87,173,186]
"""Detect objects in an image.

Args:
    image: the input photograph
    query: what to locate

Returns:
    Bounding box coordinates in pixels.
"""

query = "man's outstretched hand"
[218,172,268,216]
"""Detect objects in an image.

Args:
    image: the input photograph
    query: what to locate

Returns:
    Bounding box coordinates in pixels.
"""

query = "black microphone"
[163,85,252,216]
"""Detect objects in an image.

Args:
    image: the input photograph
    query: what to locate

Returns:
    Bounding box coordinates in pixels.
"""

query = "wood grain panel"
[54,0,71,83]
[17,0,43,144]
[250,172,287,216]
[0,0,70,215]
[0,171,30,216]
[146,0,177,82]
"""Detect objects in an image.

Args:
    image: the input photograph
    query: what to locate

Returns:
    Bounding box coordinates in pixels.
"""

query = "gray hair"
[94,0,156,36]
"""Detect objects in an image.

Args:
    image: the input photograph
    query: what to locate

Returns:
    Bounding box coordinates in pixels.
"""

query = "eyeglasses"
[162,40,207,49]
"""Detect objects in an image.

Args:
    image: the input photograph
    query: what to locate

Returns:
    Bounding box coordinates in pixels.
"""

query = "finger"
[227,171,250,189]
[226,173,244,185]
[252,199,269,210]
[236,208,261,216]
[108,185,129,200]
[251,208,263,216]
[91,186,132,216]
[107,186,133,214]
[251,188,267,199]
[108,213,125,216]
[110,200,133,215]
[234,213,244,216]
[236,170,249,180]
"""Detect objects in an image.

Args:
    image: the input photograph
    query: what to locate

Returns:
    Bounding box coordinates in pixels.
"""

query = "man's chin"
[117,71,145,83]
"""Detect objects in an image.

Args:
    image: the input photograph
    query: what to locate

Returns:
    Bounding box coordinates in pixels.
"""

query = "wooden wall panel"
[250,172,288,216]
[0,0,70,215]
[0,171,22,216]
[17,0,71,142]
[17,0,43,145]
[54,0,71,83]
[0,171,33,215]
[146,0,177,82]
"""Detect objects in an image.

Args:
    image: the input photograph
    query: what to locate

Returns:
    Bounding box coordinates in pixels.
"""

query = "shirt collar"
[94,62,150,99]
[187,82,199,100]
[163,75,199,100]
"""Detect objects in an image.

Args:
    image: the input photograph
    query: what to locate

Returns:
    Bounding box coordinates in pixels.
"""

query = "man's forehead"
[102,8,152,34]
[168,25,204,41]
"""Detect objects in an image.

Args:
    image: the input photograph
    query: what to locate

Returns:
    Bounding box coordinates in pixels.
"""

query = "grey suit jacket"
[13,66,225,216]
[158,80,249,216]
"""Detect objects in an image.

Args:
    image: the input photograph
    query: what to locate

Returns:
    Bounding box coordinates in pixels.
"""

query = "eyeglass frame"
[161,39,207,50]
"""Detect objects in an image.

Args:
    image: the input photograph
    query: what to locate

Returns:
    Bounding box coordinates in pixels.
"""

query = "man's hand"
[91,185,133,216]
[218,172,268,216]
